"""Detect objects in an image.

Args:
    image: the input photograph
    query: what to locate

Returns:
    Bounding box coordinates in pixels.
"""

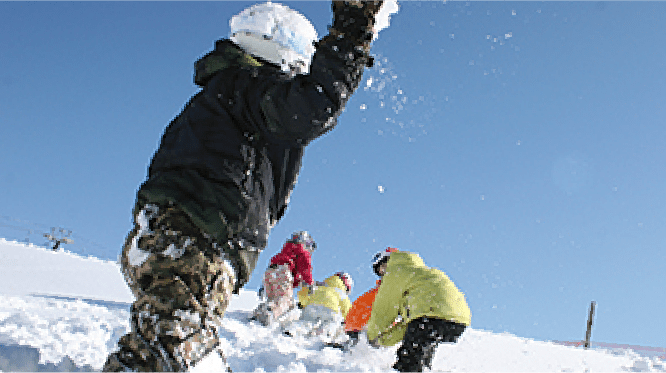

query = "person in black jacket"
[103,1,384,371]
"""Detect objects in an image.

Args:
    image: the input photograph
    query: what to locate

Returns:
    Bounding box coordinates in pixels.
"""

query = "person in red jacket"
[252,231,316,326]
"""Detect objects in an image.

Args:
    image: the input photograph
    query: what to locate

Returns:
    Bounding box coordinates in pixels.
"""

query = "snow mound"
[0,239,663,372]
[0,292,663,372]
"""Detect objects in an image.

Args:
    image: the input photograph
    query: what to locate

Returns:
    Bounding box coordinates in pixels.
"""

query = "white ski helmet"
[335,272,353,293]
[371,247,398,276]
[230,2,318,74]
[289,230,316,252]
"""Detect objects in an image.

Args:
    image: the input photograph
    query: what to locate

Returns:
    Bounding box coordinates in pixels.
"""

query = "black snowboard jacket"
[135,5,375,290]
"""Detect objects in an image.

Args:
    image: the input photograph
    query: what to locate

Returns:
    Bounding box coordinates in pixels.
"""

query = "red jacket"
[270,242,313,288]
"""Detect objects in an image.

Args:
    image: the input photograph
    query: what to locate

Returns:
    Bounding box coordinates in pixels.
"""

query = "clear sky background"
[1,1,665,349]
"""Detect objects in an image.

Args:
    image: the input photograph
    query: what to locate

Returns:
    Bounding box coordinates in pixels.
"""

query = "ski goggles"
[304,238,316,251]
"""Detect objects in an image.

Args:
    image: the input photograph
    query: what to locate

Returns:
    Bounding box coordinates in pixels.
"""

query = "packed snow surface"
[0,239,664,372]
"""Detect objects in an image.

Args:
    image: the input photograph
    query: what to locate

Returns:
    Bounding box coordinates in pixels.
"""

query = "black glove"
[368,337,382,348]
[330,0,384,44]
[316,0,382,69]
[333,1,384,18]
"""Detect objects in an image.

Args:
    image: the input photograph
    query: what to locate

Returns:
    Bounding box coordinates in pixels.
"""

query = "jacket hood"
[194,39,266,87]
[385,251,427,273]
[324,274,348,292]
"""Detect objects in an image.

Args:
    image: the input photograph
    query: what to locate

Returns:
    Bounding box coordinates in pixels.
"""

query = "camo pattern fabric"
[252,264,295,325]
[103,203,236,372]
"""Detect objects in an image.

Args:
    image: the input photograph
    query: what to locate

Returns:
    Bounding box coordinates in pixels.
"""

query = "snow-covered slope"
[0,238,133,303]
[0,239,663,372]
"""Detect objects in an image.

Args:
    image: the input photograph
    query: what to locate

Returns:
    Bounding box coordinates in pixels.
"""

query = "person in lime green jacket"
[283,272,353,341]
[366,250,471,372]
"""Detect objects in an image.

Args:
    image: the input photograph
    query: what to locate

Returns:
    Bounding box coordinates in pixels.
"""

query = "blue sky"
[1,2,665,349]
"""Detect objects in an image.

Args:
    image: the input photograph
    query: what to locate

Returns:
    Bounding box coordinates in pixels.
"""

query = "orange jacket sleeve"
[344,283,380,332]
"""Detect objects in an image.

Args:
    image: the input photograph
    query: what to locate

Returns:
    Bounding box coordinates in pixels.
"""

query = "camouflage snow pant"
[103,203,237,372]
[252,264,295,326]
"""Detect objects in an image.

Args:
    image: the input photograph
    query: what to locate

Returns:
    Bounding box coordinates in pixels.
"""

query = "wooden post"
[584,301,596,349]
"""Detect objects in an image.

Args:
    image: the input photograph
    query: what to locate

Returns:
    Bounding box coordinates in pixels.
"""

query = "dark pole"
[584,301,596,349]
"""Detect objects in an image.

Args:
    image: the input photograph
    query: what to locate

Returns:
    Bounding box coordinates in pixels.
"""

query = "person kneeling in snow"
[252,231,316,326]
[366,250,471,372]
[283,272,353,341]
[342,247,398,349]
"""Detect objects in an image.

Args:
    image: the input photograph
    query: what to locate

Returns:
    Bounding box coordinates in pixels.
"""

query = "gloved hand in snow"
[330,0,384,46]
[330,0,399,44]
[332,1,384,18]
[324,0,396,67]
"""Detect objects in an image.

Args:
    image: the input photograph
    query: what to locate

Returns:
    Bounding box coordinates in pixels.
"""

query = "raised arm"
[258,1,384,144]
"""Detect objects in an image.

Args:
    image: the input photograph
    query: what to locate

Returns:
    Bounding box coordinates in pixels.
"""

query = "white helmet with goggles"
[371,247,398,276]
[230,2,318,74]
[335,272,353,293]
[289,230,316,251]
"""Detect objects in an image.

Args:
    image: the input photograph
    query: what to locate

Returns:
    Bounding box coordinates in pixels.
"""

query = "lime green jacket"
[297,275,352,318]
[366,251,471,346]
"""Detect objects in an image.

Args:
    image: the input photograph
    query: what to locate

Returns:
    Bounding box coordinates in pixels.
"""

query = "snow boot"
[189,345,232,373]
